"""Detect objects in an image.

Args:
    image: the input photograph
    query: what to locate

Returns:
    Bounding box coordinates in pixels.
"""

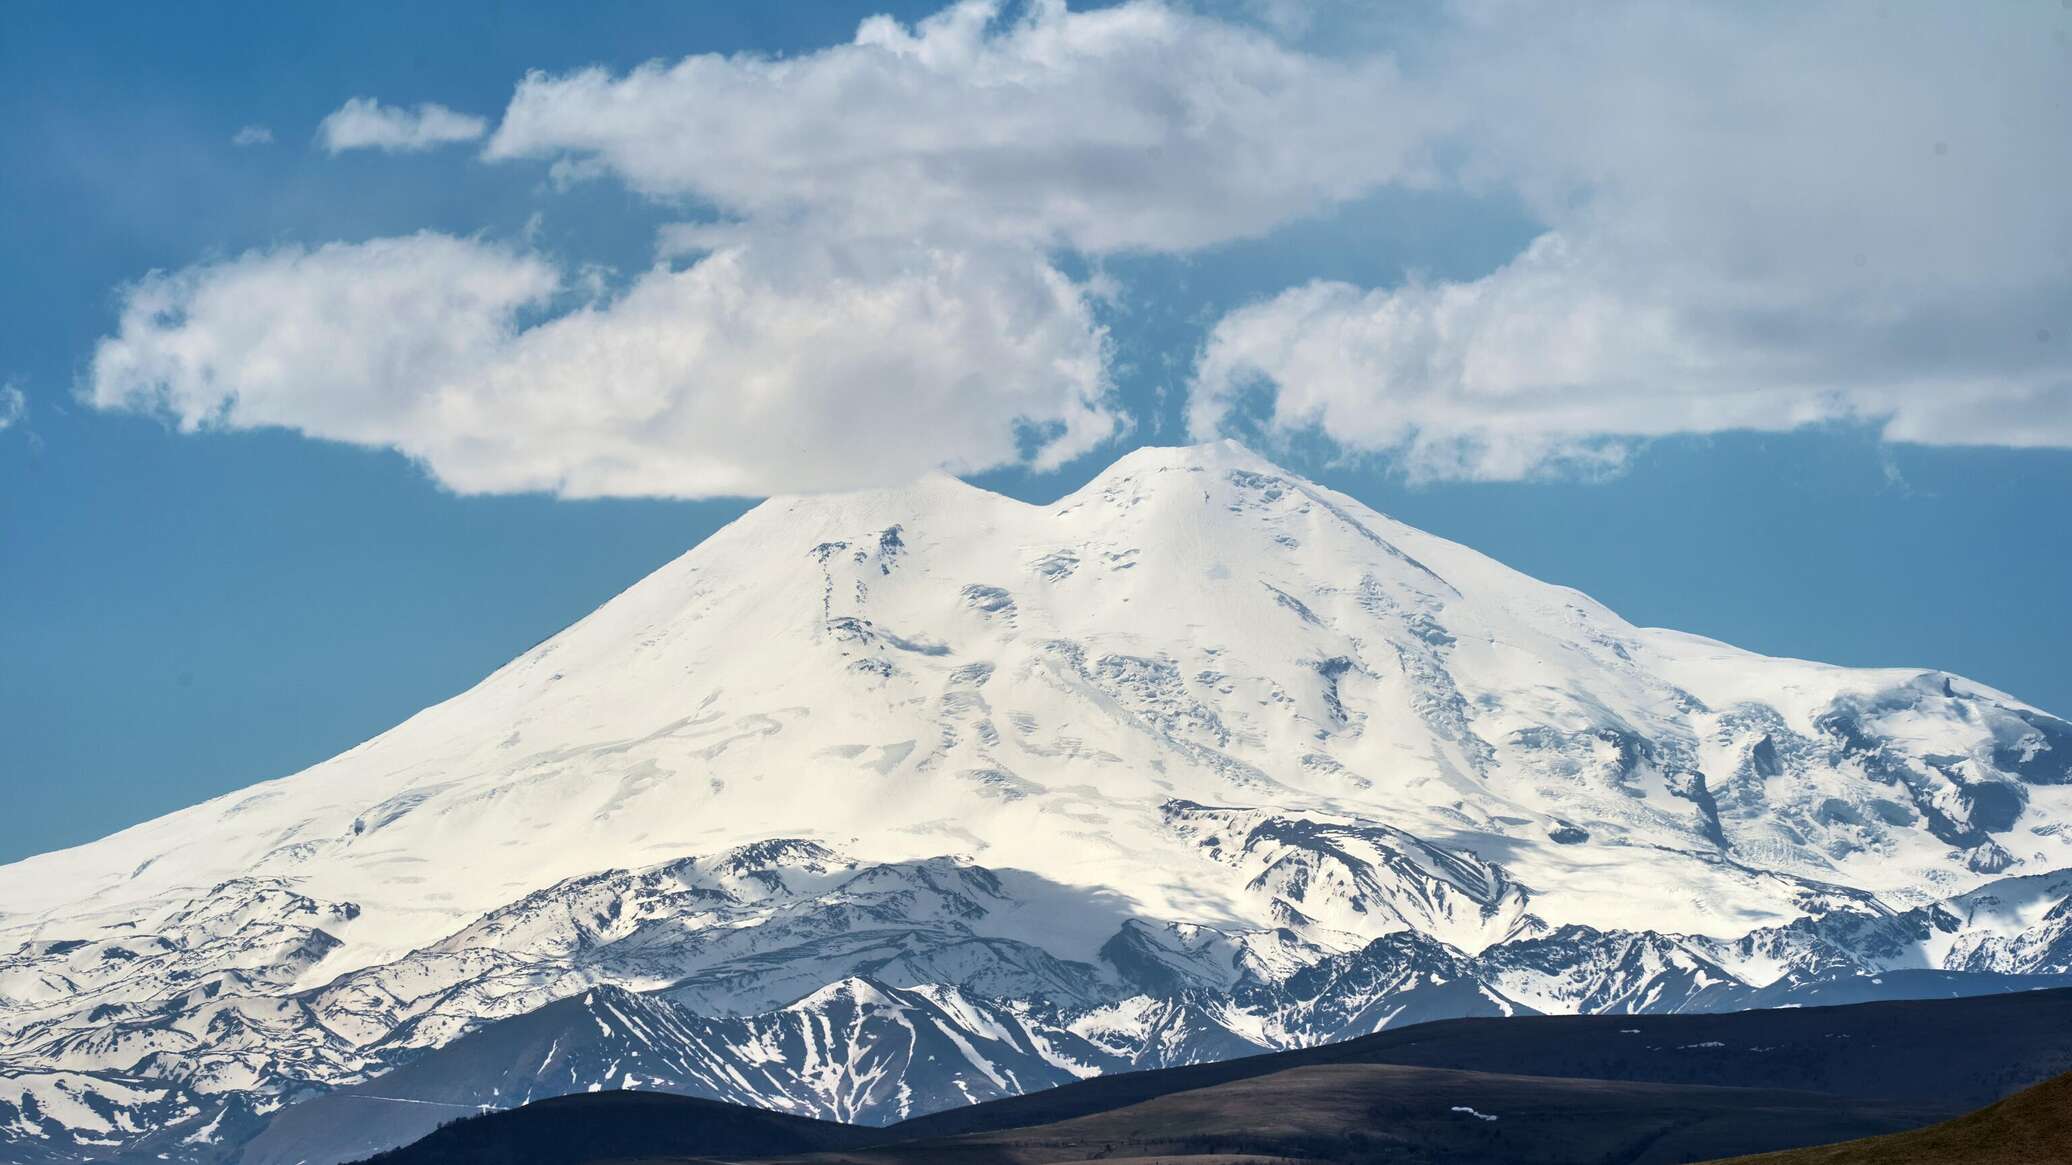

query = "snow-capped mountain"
[4,441,2070,1163]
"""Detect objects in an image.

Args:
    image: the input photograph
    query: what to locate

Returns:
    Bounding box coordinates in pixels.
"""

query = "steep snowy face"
[7,441,2062,961]
[5,441,2072,1162]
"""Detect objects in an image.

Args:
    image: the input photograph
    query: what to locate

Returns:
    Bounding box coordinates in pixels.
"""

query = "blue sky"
[3,1,2069,864]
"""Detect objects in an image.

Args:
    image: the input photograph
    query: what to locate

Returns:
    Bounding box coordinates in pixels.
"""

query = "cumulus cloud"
[88,232,1116,498]
[1190,1,2072,478]
[484,0,1431,252]
[0,384,24,431]
[318,97,487,154]
[97,0,1394,496]
[88,0,2072,494]
[1192,234,2072,482]
[230,125,274,147]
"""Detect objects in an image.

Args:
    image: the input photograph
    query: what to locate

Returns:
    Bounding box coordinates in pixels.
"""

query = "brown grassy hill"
[1708,1069,2072,1165]
[746,1062,1941,1165]
[360,989,2072,1165]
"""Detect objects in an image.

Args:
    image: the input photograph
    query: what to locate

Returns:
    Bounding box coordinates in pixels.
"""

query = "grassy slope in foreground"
[350,989,2072,1165]
[353,1091,873,1165]
[751,1063,1941,1165]
[885,985,2072,1144]
[1711,1069,2072,1165]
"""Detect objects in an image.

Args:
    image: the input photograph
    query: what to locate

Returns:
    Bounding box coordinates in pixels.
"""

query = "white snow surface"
[4,441,2071,1159]
[7,442,2060,958]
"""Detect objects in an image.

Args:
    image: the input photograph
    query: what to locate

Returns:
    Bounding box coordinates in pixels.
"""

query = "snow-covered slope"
[4,441,2069,1163]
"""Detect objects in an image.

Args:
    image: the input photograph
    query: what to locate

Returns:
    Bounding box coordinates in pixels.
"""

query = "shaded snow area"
[5,442,2072,1163]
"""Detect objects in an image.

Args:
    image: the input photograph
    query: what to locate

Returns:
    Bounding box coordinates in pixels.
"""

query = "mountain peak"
[1083,438,1283,483]
[744,443,1288,530]
[10,425,2072,1164]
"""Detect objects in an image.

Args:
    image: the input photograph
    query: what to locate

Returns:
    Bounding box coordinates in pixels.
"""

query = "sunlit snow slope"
[4,442,2070,1163]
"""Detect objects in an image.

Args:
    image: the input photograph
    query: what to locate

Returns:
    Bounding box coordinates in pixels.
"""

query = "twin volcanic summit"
[5,441,2072,1163]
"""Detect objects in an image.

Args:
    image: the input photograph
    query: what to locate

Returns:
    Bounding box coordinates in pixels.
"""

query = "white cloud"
[230,125,274,147]
[88,232,1116,498]
[318,97,487,154]
[1193,234,2072,482]
[484,0,1432,252]
[0,384,24,431]
[1189,1,2072,478]
[153,0,1387,497]
[94,1,2072,494]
